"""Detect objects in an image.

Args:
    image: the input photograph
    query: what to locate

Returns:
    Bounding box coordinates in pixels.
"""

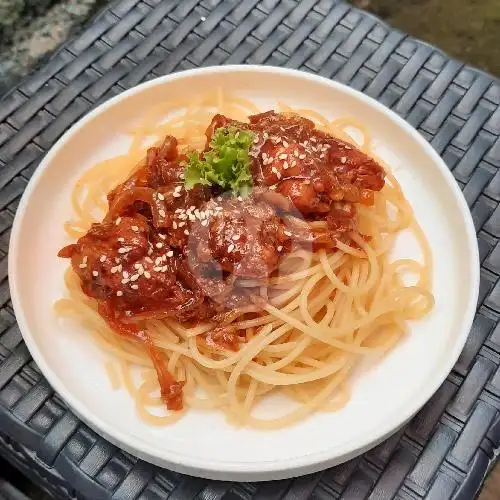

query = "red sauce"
[58,111,385,410]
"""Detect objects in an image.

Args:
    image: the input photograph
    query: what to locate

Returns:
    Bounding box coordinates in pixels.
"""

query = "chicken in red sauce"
[59,111,385,410]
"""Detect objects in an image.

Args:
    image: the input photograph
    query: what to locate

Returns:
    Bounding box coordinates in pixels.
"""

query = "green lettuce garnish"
[184,126,255,196]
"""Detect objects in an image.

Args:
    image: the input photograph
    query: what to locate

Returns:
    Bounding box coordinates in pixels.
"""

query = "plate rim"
[8,65,480,481]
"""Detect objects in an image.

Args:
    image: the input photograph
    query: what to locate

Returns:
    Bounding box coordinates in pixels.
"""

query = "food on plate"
[55,92,434,429]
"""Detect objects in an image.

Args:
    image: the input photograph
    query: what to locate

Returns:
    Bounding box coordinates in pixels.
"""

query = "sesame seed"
[131,284,139,290]
[268,157,274,163]
[159,209,166,218]
[201,219,209,226]
[276,171,282,179]
[92,270,99,277]
[121,278,129,284]
[173,192,181,198]
[134,263,141,270]
[161,266,169,272]
[189,214,195,221]
[232,234,240,241]
[237,196,243,202]
[166,251,174,257]
[228,244,235,253]
[131,225,139,232]
[153,266,162,272]
[283,161,289,170]
[320,154,325,159]
[159,234,166,240]
[269,185,277,190]
[179,221,186,227]
[116,291,123,297]
[123,271,130,278]
[311,137,317,142]
[282,140,289,148]
[79,263,87,269]
[118,237,125,242]
[279,153,287,160]
[117,264,122,272]
[341,156,347,164]
[130,274,140,282]
[173,221,177,229]
[82,256,88,264]
[278,246,283,252]
[118,247,130,254]
[145,257,153,264]
[115,258,120,264]
[294,149,299,157]
[144,271,151,279]
[284,230,292,236]
[174,185,182,193]
[157,193,165,201]
[148,248,153,256]
[156,242,164,249]
[184,229,190,235]
[111,266,119,274]
[299,154,306,159]
[100,255,106,263]
[115,217,122,225]
[291,160,297,167]
[271,166,278,174]
[253,136,259,144]
[263,132,269,139]
[138,268,144,275]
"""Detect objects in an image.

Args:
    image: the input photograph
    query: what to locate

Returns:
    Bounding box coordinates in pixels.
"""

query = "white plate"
[9,66,479,481]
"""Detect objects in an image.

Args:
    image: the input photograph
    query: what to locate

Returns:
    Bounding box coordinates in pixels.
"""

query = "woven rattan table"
[0,1,499,499]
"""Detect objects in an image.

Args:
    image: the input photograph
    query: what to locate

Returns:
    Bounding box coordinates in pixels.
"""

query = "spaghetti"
[55,90,434,429]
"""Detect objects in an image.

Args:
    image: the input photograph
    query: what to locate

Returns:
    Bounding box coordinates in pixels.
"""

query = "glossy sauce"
[59,111,385,410]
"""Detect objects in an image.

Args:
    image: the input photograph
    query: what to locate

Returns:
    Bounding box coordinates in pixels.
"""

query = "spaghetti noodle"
[55,90,434,429]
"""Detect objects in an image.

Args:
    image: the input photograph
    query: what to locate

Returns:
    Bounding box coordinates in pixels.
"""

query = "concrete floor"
[356,0,500,77]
